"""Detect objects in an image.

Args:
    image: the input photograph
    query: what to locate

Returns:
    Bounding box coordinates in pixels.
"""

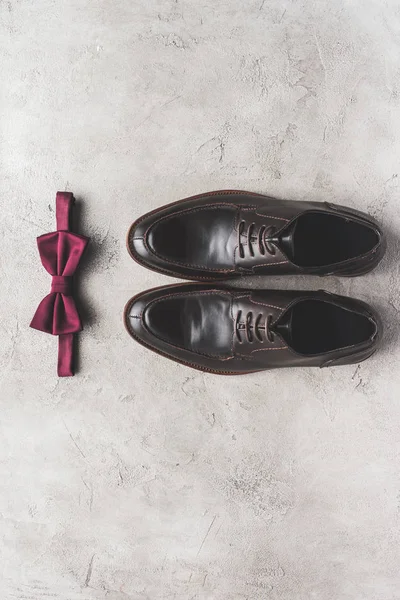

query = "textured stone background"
[1,1,400,599]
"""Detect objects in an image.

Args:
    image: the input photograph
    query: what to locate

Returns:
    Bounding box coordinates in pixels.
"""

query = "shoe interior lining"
[278,299,375,355]
[288,212,379,267]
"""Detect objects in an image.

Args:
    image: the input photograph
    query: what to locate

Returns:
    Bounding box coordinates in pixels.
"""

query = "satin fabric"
[30,192,89,376]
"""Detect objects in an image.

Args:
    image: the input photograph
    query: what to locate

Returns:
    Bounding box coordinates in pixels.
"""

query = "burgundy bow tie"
[30,192,89,376]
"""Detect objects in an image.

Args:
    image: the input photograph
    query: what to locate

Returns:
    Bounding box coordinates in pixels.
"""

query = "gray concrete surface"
[1,1,400,598]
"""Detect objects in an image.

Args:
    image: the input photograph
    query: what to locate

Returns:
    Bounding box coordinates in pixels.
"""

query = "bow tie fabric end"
[30,192,89,377]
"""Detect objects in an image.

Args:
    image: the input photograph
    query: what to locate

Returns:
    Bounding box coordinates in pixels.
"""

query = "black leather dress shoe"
[127,190,385,280]
[124,284,381,375]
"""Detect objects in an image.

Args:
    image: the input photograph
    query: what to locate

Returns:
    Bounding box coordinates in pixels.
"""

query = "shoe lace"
[235,311,275,344]
[238,222,277,259]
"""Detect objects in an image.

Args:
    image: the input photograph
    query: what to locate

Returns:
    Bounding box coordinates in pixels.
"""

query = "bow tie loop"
[51,275,73,295]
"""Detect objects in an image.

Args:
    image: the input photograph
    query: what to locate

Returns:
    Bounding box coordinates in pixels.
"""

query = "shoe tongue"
[275,309,294,346]
[278,220,297,261]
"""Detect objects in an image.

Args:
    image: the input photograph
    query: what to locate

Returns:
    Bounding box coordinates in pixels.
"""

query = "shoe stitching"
[248,297,285,312]
[251,260,290,269]
[251,346,288,352]
[235,346,288,359]
[247,207,291,222]
[254,211,290,222]
[233,293,285,313]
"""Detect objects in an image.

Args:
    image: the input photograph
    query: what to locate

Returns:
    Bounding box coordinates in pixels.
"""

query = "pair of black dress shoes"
[124,190,385,375]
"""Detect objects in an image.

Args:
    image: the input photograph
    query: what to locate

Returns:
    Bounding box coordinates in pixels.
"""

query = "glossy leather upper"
[125,284,381,375]
[127,191,385,280]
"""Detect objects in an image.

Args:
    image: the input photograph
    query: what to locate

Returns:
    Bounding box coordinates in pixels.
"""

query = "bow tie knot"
[51,275,73,295]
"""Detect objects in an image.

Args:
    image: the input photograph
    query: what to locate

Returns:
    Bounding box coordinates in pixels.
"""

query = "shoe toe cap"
[124,292,148,340]
[127,212,185,273]
[127,217,153,264]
